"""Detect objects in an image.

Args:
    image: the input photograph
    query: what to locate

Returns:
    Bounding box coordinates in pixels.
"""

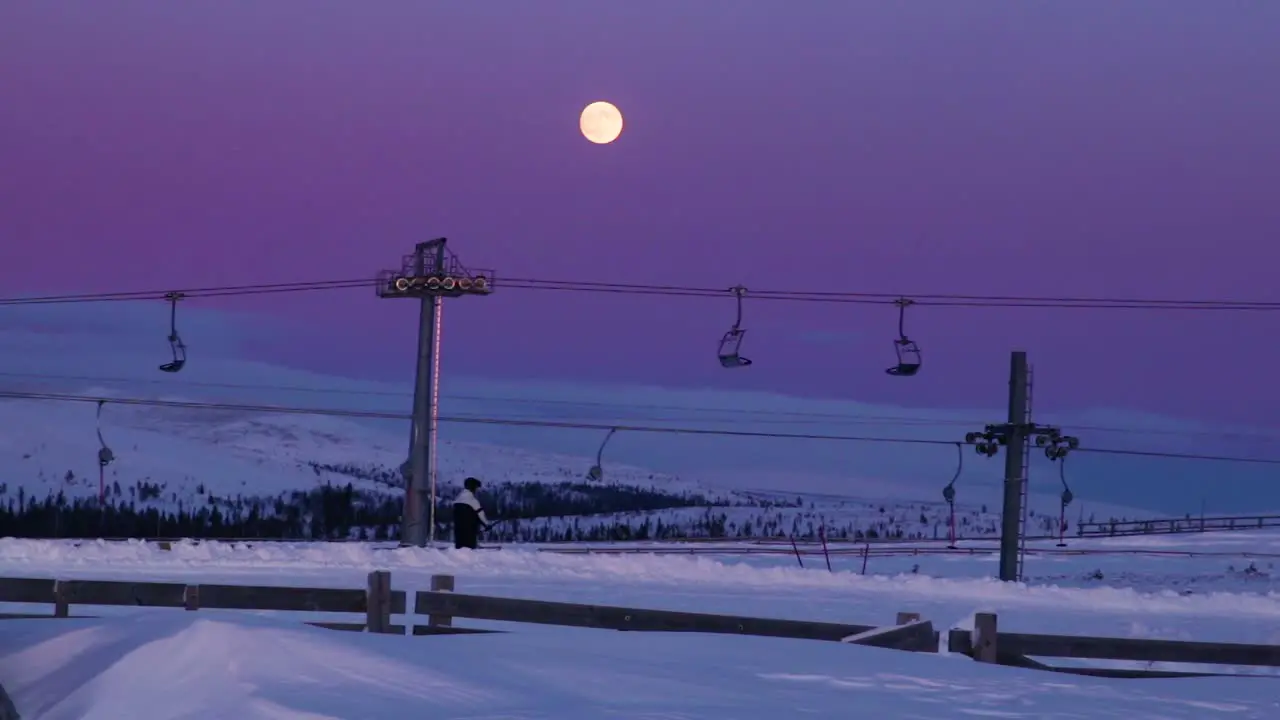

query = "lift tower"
[377,238,493,547]
[964,351,1079,582]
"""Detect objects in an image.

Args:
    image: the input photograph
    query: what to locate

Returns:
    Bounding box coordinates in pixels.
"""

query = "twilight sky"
[2,1,1279,427]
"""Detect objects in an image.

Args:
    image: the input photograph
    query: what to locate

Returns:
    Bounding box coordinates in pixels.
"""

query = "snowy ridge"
[1,395,719,503]
[2,394,1050,542]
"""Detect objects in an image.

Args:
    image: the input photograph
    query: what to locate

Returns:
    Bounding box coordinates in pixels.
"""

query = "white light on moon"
[580,101,624,144]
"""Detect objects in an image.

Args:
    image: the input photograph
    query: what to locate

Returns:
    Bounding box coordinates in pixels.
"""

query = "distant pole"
[998,351,1030,582]
[378,238,494,548]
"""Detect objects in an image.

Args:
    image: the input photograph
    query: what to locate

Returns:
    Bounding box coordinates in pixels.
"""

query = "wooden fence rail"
[2,574,1278,679]
[415,589,869,639]
[947,612,1280,678]
[411,574,937,650]
[1077,514,1280,538]
[0,572,935,651]
[0,573,407,634]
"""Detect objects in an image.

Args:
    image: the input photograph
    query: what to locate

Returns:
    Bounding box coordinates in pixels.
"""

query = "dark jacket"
[452,488,490,549]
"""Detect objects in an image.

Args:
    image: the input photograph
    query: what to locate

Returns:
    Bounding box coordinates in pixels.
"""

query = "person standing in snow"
[452,477,491,550]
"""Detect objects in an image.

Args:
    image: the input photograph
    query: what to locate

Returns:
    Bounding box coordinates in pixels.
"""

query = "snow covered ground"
[3,612,1276,720]
[0,530,1278,718]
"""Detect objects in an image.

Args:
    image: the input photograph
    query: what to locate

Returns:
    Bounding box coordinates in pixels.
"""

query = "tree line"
[0,479,744,541]
[0,474,1018,544]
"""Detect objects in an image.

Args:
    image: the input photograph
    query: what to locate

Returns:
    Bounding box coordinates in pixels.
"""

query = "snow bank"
[0,613,1276,720]
[0,614,477,719]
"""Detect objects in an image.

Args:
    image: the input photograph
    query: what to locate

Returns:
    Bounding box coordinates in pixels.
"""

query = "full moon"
[579,101,624,144]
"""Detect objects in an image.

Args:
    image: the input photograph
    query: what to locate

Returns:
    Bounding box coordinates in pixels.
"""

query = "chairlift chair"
[941,442,962,548]
[885,298,922,377]
[95,400,114,507]
[1050,447,1075,547]
[586,428,617,481]
[717,286,752,368]
[95,400,114,468]
[159,292,187,373]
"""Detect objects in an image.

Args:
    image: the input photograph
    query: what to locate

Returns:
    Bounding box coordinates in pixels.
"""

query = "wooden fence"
[947,612,1280,678]
[1,573,1278,679]
[1077,514,1280,538]
[412,574,937,649]
[0,572,406,634]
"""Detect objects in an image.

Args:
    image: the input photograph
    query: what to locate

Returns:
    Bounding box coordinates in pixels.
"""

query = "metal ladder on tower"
[1015,363,1035,581]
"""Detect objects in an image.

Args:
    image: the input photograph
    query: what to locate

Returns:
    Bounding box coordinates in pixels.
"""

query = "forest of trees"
[0,478,781,542]
[0,466,1075,544]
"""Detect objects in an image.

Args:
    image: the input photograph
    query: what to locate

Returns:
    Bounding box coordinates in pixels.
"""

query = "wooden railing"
[947,612,1280,678]
[412,574,937,649]
[1077,514,1280,538]
[2,573,1278,678]
[0,572,406,634]
[0,572,935,650]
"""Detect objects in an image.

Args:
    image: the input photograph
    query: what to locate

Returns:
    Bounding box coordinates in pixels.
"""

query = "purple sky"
[3,2,1279,425]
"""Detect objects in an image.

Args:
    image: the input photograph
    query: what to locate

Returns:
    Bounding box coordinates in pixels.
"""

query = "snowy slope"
[0,395,709,501]
[0,393,1054,543]
[10,394,1001,541]
[0,389,1158,543]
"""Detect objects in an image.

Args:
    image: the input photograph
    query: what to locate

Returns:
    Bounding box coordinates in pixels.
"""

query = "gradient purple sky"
[3,2,1278,425]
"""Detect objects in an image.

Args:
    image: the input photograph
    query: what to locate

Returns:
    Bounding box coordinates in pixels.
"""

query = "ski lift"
[717,285,752,368]
[1051,451,1074,548]
[95,400,114,506]
[941,442,962,549]
[159,292,187,373]
[95,400,115,468]
[965,430,1001,457]
[585,427,618,482]
[885,298,921,377]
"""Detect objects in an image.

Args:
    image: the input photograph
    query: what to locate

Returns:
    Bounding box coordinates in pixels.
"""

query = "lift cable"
[2,275,1280,312]
[2,389,1279,466]
[1,371,1277,442]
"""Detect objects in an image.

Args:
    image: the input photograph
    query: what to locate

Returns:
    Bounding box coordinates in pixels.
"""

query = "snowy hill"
[1,392,1148,544]
[0,392,719,502]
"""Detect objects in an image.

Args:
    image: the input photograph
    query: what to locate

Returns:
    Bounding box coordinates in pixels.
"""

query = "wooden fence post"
[52,580,69,618]
[183,585,200,611]
[973,612,997,663]
[429,574,455,628]
[366,571,391,634]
